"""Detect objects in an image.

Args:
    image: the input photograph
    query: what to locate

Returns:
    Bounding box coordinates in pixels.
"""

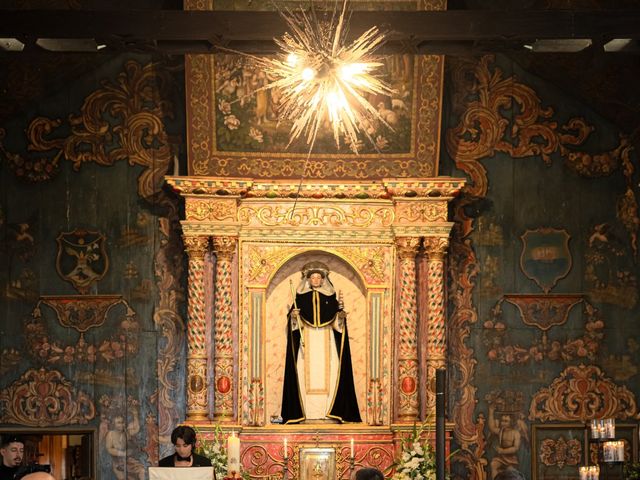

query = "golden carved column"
[184,235,210,422]
[423,236,449,415]
[396,236,421,421]
[212,236,237,421]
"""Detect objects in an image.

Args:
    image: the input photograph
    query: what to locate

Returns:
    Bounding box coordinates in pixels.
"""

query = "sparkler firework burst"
[252,1,395,154]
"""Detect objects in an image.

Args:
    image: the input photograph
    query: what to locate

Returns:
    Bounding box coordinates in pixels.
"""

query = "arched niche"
[239,243,394,427]
[264,250,368,424]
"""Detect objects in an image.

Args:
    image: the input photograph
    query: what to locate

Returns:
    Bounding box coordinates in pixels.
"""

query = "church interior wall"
[0,45,639,480]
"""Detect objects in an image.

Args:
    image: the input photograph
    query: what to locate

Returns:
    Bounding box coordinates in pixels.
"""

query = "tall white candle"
[284,437,288,459]
[616,440,624,461]
[579,466,589,480]
[227,431,241,476]
[350,438,354,458]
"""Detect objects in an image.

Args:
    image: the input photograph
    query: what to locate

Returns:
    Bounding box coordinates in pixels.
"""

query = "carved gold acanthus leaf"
[212,236,238,258]
[333,246,391,285]
[396,236,421,257]
[238,204,394,229]
[395,200,448,224]
[186,197,236,222]
[424,237,450,259]
[529,364,639,422]
[246,245,295,285]
[244,244,393,287]
[183,235,209,258]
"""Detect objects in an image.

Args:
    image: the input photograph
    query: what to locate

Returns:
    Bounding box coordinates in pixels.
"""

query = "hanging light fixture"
[250,0,395,154]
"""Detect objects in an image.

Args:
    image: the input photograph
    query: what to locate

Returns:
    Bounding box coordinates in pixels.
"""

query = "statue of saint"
[280,261,361,424]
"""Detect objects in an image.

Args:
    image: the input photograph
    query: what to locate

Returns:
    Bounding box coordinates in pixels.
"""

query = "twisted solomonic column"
[184,235,210,422]
[395,236,421,421]
[212,236,237,421]
[423,236,449,416]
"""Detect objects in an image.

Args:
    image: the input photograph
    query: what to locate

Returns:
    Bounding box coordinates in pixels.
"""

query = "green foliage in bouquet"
[624,462,640,480]
[195,426,250,480]
[388,421,440,480]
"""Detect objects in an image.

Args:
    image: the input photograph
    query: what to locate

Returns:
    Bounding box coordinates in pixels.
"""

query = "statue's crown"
[301,261,330,278]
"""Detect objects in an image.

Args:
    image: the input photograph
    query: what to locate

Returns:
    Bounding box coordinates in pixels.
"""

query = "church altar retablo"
[167,176,464,479]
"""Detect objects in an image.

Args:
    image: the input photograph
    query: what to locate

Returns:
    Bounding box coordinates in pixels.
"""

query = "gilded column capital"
[212,236,238,260]
[423,236,449,261]
[183,235,209,259]
[395,236,421,258]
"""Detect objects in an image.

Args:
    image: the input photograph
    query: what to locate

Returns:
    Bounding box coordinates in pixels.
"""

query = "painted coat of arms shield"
[520,228,572,294]
[56,230,109,294]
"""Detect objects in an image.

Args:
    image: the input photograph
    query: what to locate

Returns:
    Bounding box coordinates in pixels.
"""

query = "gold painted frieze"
[168,176,464,239]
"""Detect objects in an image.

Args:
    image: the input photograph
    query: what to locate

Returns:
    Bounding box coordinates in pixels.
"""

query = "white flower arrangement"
[195,426,250,480]
[390,422,439,480]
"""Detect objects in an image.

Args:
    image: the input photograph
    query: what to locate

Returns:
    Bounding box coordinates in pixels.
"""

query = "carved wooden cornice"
[167,176,464,199]
[168,176,465,242]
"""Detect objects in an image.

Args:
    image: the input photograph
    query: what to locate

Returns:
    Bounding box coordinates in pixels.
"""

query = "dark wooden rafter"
[1,9,640,54]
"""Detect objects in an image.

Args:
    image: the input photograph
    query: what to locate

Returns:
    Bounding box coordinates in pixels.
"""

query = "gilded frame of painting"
[184,0,446,180]
[299,447,337,480]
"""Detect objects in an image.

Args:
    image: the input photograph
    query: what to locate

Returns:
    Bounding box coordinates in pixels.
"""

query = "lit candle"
[579,466,589,480]
[227,431,241,476]
[350,438,354,458]
[617,440,624,461]
[284,437,288,459]
[605,419,615,439]
[603,441,615,463]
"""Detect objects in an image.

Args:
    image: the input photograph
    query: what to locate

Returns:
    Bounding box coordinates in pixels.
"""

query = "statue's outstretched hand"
[333,311,347,332]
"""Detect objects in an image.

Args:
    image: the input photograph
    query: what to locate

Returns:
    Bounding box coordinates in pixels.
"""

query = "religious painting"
[531,423,587,480]
[299,448,336,480]
[185,0,446,179]
[520,228,572,294]
[213,53,414,155]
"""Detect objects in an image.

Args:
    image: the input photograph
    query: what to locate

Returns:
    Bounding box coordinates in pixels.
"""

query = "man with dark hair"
[158,426,212,467]
[0,435,24,480]
[355,467,384,480]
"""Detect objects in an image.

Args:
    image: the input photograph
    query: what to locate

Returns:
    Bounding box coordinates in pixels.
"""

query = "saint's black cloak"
[280,289,362,424]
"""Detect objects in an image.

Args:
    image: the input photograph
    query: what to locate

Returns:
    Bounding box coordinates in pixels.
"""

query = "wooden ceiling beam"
[1,9,639,54]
